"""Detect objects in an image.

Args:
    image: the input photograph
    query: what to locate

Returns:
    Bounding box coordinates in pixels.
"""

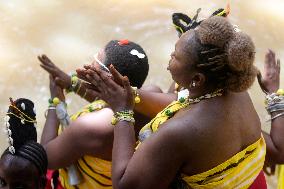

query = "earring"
[192,82,196,87]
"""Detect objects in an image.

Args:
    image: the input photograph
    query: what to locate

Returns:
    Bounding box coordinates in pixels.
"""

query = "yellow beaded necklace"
[137,89,223,145]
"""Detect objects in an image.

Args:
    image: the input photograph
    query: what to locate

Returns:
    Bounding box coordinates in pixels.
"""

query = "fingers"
[84,82,99,91]
[38,55,44,64]
[277,59,281,73]
[42,54,54,66]
[264,49,280,76]
[38,54,52,66]
[96,68,118,91]
[76,68,90,82]
[110,64,125,85]
[267,49,276,66]
[123,76,133,98]
[86,69,108,92]
[40,63,56,74]
[84,64,93,70]
[85,89,102,101]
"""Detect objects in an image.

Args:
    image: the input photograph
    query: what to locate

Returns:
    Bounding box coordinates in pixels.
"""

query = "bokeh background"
[1,0,283,187]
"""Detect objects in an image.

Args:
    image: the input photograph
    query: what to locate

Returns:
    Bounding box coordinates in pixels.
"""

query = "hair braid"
[4,98,48,176]
[193,16,257,92]
[17,142,48,175]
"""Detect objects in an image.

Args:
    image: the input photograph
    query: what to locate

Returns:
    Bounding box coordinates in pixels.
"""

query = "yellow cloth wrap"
[277,165,284,189]
[59,100,113,189]
[182,137,266,189]
[137,99,266,189]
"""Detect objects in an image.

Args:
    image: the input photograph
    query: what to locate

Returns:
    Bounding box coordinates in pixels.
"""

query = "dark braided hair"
[104,40,149,88]
[172,5,229,37]
[192,16,257,92]
[1,98,48,187]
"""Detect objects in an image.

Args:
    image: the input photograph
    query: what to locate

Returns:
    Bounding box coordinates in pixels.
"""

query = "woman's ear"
[191,73,206,88]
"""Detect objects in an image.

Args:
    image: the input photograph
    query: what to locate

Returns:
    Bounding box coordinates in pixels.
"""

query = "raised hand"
[257,50,280,94]
[84,65,134,112]
[38,54,71,89]
[49,75,65,101]
[76,65,92,83]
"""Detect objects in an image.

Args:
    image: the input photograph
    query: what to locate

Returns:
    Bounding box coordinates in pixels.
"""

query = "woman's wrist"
[265,89,284,121]
[111,109,135,126]
[65,73,79,93]
[113,107,134,113]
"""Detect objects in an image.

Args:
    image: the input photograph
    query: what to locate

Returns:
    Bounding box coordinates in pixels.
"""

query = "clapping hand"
[257,50,280,94]
[38,54,71,90]
[77,65,134,112]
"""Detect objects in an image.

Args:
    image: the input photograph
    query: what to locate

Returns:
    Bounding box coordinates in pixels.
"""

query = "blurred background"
[0,0,283,187]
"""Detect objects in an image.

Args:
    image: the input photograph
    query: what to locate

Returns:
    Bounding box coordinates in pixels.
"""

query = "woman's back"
[176,91,261,176]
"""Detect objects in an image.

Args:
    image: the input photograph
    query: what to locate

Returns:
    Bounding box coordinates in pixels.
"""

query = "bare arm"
[258,50,284,163]
[84,66,188,189]
[41,75,114,169]
[134,90,176,118]
[43,108,114,169]
[112,121,186,189]
[76,65,177,118]
[40,75,62,145]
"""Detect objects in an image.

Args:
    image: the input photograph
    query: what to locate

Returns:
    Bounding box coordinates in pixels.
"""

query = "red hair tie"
[118,39,129,46]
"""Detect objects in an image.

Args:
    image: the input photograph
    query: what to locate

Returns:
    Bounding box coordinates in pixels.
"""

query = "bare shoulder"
[152,108,211,157]
[71,107,114,135]
[66,107,114,157]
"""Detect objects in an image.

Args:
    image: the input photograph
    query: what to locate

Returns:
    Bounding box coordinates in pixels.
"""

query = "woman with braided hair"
[0,98,48,189]
[81,16,266,188]
[169,5,230,93]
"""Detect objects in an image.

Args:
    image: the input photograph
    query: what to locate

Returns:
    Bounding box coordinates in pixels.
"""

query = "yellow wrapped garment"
[278,165,284,189]
[182,137,265,189]
[138,99,266,189]
[59,100,113,189]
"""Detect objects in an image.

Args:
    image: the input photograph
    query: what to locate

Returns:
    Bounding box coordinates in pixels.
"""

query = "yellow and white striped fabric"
[183,137,266,189]
[59,100,113,189]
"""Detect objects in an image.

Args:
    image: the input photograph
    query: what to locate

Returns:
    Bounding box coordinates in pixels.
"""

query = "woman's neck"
[187,86,220,99]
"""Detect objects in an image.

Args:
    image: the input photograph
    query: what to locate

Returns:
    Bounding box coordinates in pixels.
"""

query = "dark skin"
[40,50,150,169]
[82,30,261,189]
[0,154,43,189]
[257,50,284,174]
[41,74,114,169]
[77,65,176,118]
[39,46,175,169]
[38,53,176,119]
[38,54,99,102]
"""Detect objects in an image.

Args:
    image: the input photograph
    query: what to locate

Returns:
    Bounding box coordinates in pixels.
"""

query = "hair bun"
[225,31,257,92]
[196,16,234,48]
[226,32,255,72]
[225,66,257,92]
